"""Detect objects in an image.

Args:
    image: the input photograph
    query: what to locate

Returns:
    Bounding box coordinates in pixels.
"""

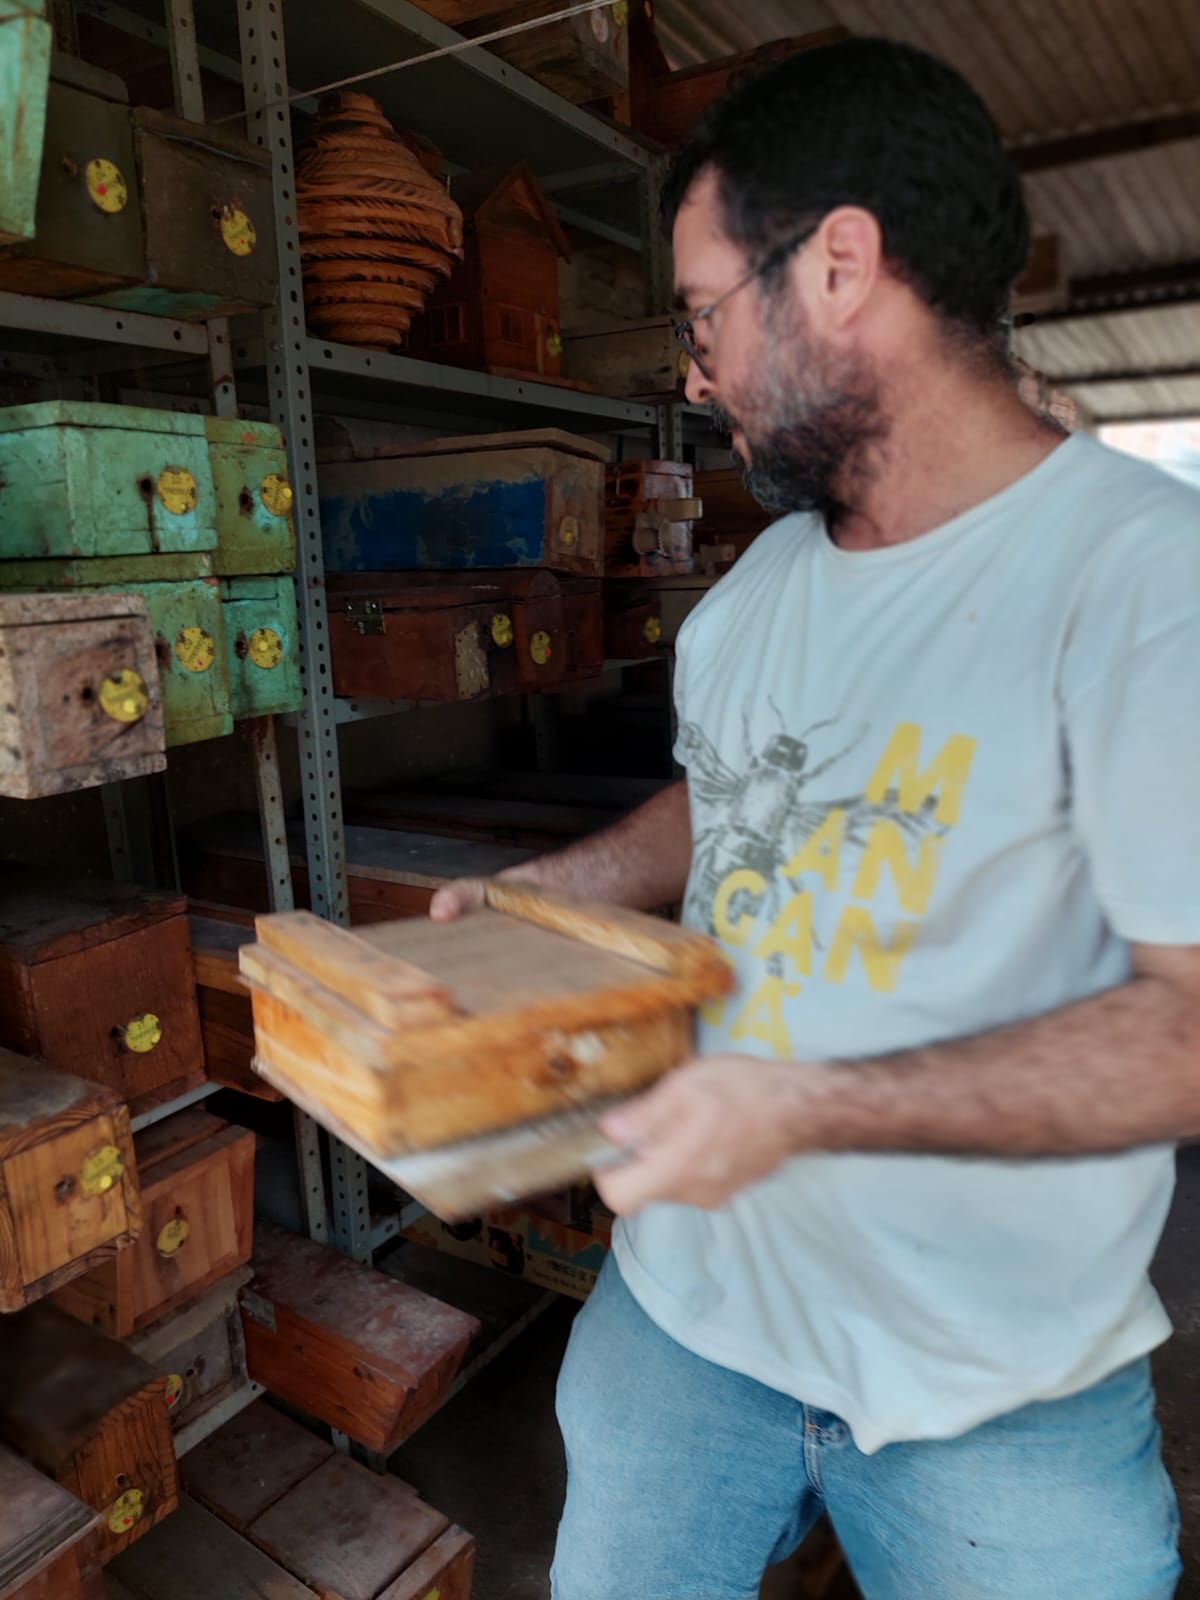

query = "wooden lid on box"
[0,875,187,965]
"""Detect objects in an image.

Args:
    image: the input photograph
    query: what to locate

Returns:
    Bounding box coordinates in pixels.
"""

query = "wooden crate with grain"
[0,1442,103,1600]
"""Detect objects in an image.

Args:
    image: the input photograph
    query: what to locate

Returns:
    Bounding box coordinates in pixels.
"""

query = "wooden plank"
[248,1455,448,1600]
[109,1496,317,1600]
[239,1221,479,1455]
[320,425,610,465]
[0,1443,99,1593]
[181,1399,334,1534]
[342,788,612,847]
[376,1527,474,1600]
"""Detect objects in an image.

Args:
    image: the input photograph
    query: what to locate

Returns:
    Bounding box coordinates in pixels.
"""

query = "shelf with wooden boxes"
[0,1442,104,1600]
[0,1300,179,1565]
[0,877,206,1119]
[0,1050,141,1314]
[54,1107,255,1338]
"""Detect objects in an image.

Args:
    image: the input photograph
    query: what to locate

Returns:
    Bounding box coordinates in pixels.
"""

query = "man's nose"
[684,354,713,405]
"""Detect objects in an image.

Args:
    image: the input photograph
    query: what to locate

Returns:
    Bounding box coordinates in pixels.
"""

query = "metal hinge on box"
[345,599,385,636]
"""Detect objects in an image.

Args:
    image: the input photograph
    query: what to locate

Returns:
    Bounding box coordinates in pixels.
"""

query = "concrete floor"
[391,1147,1200,1599]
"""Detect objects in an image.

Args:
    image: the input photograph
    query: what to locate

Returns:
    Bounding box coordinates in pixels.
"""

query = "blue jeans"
[553,1258,1181,1599]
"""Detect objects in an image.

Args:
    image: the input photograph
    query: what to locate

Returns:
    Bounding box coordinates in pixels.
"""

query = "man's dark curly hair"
[661,37,1030,340]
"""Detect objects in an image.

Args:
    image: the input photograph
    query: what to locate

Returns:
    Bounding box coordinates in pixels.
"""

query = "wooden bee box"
[237,1221,479,1454]
[0,878,205,1119]
[91,109,277,319]
[0,592,165,800]
[563,317,690,401]
[605,460,698,577]
[0,1442,102,1600]
[190,915,282,1102]
[0,1301,179,1564]
[327,568,571,702]
[412,0,627,103]
[220,576,302,720]
[55,1109,255,1339]
[0,1050,141,1314]
[239,886,733,1157]
[125,1266,253,1439]
[203,418,295,577]
[0,82,144,299]
[603,587,666,660]
[320,429,605,576]
[0,0,51,247]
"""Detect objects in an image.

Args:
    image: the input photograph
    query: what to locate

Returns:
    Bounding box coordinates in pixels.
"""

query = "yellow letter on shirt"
[824,906,919,992]
[783,807,846,889]
[730,976,800,1059]
[851,820,943,915]
[753,892,815,976]
[863,723,977,826]
[712,868,766,947]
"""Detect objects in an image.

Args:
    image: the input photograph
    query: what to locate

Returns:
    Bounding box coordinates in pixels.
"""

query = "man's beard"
[712,304,887,523]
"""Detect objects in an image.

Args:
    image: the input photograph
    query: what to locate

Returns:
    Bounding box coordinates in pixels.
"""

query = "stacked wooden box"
[0,0,51,248]
[0,402,300,774]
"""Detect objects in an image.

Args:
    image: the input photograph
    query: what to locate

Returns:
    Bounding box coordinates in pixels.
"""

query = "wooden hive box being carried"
[238,885,733,1215]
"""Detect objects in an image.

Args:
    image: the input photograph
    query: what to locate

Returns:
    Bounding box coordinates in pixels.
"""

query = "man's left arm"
[595,942,1200,1213]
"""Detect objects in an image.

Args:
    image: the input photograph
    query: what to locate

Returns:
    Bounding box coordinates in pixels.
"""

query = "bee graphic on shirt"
[679,708,943,949]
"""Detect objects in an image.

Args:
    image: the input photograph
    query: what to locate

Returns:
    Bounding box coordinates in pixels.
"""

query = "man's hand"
[595,1056,818,1214]
[428,878,489,922]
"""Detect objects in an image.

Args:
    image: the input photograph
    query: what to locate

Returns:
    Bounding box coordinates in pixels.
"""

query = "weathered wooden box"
[91,108,277,318]
[0,1442,102,1600]
[0,1,52,247]
[203,417,295,576]
[0,81,144,298]
[605,459,698,576]
[95,577,232,747]
[221,575,302,719]
[239,887,733,1156]
[0,401,217,561]
[238,1221,479,1453]
[320,429,605,575]
[0,1050,141,1313]
[604,585,666,659]
[55,1108,255,1338]
[0,878,206,1119]
[563,316,690,400]
[190,914,282,1101]
[0,1300,179,1564]
[412,0,627,102]
[126,1266,253,1439]
[327,568,571,702]
[0,592,165,799]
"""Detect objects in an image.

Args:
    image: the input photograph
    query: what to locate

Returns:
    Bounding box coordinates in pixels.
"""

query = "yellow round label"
[85,157,128,213]
[643,615,663,644]
[124,1013,162,1054]
[164,1372,185,1410]
[259,472,294,517]
[107,1488,145,1534]
[157,467,198,516]
[490,613,514,648]
[421,1589,442,1600]
[80,1144,124,1197]
[545,328,563,358]
[677,350,692,378]
[247,627,283,670]
[559,516,579,549]
[612,1,629,25]
[175,626,215,673]
[219,205,257,256]
[157,1216,190,1258]
[530,630,553,666]
[98,669,150,725]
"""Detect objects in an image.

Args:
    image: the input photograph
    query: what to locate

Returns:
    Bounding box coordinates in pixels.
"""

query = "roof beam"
[1043,362,1200,387]
[1016,258,1200,324]
[1011,110,1200,173]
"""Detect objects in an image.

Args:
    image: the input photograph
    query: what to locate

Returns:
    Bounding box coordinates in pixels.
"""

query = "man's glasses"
[672,224,821,382]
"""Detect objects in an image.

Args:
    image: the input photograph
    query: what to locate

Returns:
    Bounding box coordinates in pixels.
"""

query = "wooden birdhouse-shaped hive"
[407,163,571,380]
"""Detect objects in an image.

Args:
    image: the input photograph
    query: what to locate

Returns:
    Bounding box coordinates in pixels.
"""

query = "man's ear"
[794,206,883,332]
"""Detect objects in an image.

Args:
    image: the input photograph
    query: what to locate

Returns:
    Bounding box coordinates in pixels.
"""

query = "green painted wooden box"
[0,81,144,297]
[99,577,232,746]
[0,0,52,246]
[221,576,302,719]
[204,419,296,577]
[0,401,217,561]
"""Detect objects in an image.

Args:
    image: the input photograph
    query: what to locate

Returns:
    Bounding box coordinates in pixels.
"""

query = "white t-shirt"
[612,434,1200,1454]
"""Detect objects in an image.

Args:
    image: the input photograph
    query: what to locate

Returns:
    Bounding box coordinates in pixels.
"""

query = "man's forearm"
[796,967,1200,1158]
[500,780,692,910]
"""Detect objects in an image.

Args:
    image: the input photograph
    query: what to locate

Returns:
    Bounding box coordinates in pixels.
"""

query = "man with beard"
[432,36,1200,1599]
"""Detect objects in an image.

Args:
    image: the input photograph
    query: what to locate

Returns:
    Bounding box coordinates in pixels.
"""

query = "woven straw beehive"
[297,93,464,351]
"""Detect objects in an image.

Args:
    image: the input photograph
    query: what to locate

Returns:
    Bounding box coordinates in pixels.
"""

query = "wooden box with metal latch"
[0,80,144,298]
[89,108,278,319]
[0,876,206,1119]
[319,428,606,575]
[0,401,217,562]
[0,592,165,799]
[220,576,302,720]
[125,1266,253,1444]
[0,1300,178,1565]
[0,0,52,247]
[326,568,569,702]
[238,888,734,1158]
[237,1221,480,1453]
[605,460,699,576]
[54,1108,255,1339]
[0,1441,104,1600]
[603,583,667,660]
[0,1049,141,1314]
[562,316,691,402]
[203,418,295,576]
